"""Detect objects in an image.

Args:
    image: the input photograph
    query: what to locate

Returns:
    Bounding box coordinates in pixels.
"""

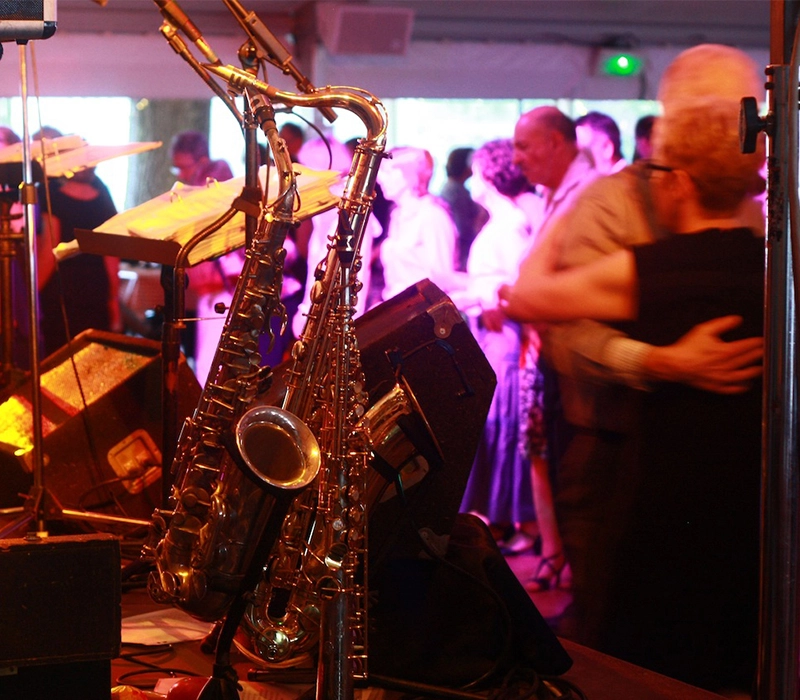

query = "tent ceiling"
[57,0,770,49]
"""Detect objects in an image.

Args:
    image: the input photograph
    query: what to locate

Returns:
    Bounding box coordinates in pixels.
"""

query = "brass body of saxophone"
[206,67,389,684]
[144,96,321,623]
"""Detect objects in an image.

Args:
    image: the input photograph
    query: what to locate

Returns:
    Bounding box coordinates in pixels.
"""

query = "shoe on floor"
[525,553,573,592]
[499,531,534,555]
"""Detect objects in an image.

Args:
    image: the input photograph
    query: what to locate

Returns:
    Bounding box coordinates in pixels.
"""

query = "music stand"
[75,203,253,507]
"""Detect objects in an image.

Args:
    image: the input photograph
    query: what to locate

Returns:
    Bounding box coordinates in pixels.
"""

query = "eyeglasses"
[643,161,674,173]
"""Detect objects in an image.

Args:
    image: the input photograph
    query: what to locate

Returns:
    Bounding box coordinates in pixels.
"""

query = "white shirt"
[380,193,466,301]
[460,200,531,315]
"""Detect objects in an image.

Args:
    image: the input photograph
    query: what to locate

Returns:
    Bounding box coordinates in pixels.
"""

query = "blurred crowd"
[3,41,766,700]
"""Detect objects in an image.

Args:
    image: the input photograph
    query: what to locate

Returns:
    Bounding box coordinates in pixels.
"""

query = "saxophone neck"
[247,86,297,220]
[209,64,389,149]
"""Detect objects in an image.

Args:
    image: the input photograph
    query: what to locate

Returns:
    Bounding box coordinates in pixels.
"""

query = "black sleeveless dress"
[595,228,763,692]
[38,176,117,356]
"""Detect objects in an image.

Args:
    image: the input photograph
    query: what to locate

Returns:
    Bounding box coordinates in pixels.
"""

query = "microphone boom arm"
[159,21,243,126]
[220,0,338,124]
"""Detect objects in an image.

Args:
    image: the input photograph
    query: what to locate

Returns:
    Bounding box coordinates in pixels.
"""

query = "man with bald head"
[509,106,597,587]
[512,105,596,216]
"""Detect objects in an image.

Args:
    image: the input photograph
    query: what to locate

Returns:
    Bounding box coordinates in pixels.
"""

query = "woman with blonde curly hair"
[458,139,539,556]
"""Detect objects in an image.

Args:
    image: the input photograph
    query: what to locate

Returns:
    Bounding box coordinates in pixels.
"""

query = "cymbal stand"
[0,42,151,537]
[5,39,48,536]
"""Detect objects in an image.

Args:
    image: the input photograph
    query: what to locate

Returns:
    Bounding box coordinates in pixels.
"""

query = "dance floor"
[0,510,727,700]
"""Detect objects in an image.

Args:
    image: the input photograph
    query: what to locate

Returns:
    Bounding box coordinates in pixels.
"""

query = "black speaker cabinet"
[0,330,201,519]
[0,0,57,41]
[316,3,414,56]
[356,280,496,563]
[0,533,120,700]
[267,279,495,563]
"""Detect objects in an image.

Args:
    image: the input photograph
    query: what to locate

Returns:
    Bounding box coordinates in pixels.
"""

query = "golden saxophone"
[143,89,321,622]
[204,66,389,688]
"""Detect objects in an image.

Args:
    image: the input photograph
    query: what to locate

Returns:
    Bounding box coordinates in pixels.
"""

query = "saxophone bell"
[236,405,321,491]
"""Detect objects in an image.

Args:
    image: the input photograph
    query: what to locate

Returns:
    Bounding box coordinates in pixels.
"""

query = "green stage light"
[601,52,643,77]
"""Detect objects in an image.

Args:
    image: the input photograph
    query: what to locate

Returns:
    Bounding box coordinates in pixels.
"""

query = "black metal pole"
[757,2,800,698]
[17,41,48,535]
[160,263,182,507]
[0,197,21,389]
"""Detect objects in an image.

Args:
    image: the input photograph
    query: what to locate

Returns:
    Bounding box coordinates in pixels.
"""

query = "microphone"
[153,0,220,65]
[160,21,243,124]
[245,88,277,133]
[221,0,337,123]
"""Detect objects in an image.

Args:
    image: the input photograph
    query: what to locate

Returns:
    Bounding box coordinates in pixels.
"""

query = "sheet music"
[95,164,342,265]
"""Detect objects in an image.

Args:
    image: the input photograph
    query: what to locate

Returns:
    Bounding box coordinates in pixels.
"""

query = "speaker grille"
[0,1,43,21]
[0,330,201,517]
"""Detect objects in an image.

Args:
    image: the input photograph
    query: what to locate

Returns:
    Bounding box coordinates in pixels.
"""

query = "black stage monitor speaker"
[356,279,496,564]
[266,279,496,563]
[0,0,57,41]
[0,330,201,519]
[346,282,570,686]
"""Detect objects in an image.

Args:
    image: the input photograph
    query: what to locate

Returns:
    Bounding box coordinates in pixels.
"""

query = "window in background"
[387,98,542,193]
[0,96,133,212]
[209,97,368,180]
[0,95,662,216]
[210,97,660,197]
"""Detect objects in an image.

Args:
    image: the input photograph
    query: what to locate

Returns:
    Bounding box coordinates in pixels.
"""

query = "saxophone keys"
[316,574,342,601]
[290,339,308,360]
[310,279,325,303]
[323,542,348,571]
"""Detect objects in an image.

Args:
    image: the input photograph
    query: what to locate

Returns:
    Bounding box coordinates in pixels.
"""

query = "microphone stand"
[750,3,800,698]
[18,39,47,535]
[740,5,800,698]
[154,11,251,507]
[220,0,338,125]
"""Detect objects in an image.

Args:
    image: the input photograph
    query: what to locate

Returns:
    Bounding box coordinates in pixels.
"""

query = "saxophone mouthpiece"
[205,63,245,83]
[204,64,263,93]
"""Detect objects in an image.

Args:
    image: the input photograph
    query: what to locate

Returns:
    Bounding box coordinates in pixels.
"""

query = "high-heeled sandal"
[526,553,572,592]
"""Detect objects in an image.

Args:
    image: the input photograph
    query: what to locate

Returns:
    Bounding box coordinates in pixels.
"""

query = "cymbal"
[39,142,162,178]
[0,134,84,162]
[0,136,161,178]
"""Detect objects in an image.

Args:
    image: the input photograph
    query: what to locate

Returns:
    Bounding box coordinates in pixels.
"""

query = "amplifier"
[0,533,120,699]
[0,533,121,665]
[0,329,201,519]
[0,0,57,41]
